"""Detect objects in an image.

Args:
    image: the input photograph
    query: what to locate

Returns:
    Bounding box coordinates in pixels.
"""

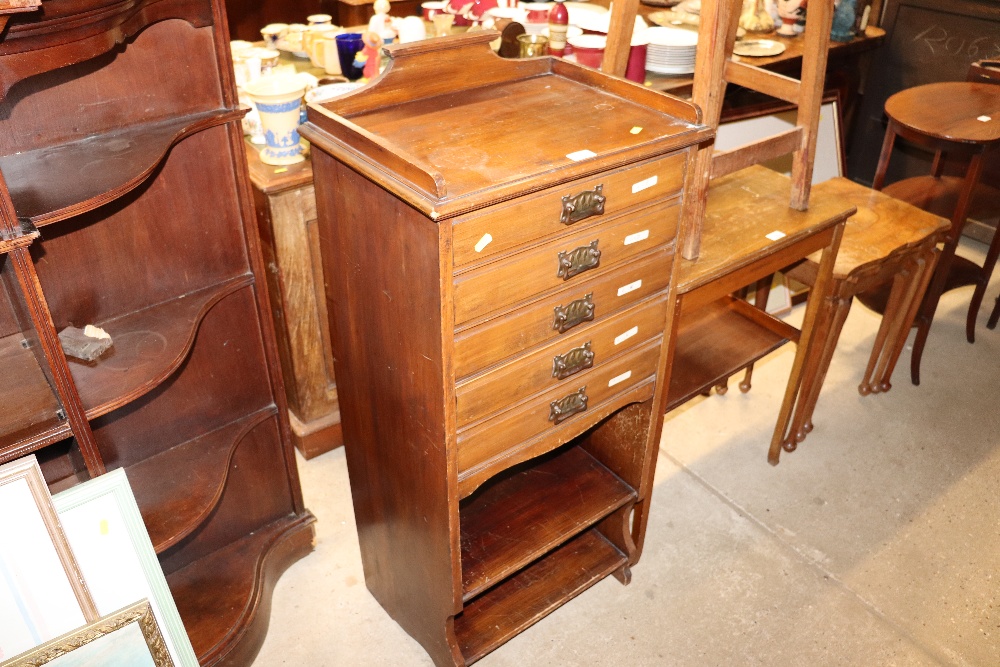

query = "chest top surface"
[302,31,712,219]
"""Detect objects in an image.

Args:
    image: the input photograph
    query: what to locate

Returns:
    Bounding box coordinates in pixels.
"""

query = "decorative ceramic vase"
[775,0,804,36]
[243,76,307,165]
[740,0,775,33]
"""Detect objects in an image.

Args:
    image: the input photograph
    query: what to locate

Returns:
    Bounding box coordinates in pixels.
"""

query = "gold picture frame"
[4,601,173,667]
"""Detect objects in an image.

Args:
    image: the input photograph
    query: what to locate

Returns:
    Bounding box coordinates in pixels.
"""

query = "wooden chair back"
[681,0,835,258]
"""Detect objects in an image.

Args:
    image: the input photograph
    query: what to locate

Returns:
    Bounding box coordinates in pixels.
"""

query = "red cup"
[625,43,647,83]
[524,3,550,23]
[568,34,605,68]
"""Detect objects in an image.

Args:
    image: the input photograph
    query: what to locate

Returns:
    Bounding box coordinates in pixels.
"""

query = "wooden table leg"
[967,212,1000,340]
[911,152,986,383]
[861,266,910,395]
[875,245,938,393]
[768,222,844,465]
[788,292,852,444]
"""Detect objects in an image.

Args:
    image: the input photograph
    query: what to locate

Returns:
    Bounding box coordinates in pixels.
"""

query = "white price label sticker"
[624,230,650,246]
[632,175,657,194]
[617,279,642,296]
[566,149,597,161]
[765,230,787,241]
[474,233,492,253]
[614,326,638,345]
[608,370,632,387]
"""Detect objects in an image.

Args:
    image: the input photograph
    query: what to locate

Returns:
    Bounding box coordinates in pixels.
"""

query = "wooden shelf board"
[0,0,214,99]
[127,407,278,553]
[0,109,239,226]
[0,332,65,455]
[69,275,252,420]
[167,511,315,666]
[667,295,796,411]
[460,445,635,602]
[455,528,627,664]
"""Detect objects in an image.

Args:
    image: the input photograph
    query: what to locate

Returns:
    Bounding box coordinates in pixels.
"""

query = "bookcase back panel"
[157,415,296,571]
[88,287,273,466]
[32,126,250,328]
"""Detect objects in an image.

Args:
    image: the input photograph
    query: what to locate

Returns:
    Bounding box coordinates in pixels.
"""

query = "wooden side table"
[247,145,343,459]
[872,82,1000,384]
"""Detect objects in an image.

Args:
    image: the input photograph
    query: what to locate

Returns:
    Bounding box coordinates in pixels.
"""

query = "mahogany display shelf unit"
[0,0,314,664]
[301,32,712,666]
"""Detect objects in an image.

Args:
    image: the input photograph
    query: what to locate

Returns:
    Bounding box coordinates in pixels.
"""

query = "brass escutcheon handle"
[560,184,606,225]
[557,239,601,281]
[552,341,594,380]
[552,293,595,334]
[548,386,588,424]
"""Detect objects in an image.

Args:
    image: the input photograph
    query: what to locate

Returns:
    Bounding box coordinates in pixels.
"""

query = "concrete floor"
[252,238,999,667]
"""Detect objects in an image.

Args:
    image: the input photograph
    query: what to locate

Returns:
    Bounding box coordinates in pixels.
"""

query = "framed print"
[4,600,173,667]
[716,94,846,185]
[52,469,198,667]
[0,457,97,662]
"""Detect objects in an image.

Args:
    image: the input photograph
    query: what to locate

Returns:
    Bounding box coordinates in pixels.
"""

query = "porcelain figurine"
[775,0,805,36]
[740,0,775,32]
[830,0,856,41]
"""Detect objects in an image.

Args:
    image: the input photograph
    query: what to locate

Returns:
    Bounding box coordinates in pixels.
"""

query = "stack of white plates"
[644,26,697,75]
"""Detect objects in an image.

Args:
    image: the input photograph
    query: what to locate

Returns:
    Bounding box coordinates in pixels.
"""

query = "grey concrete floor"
[252,238,999,666]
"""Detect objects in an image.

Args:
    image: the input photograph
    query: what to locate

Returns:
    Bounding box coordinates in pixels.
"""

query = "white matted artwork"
[51,469,198,667]
[0,456,97,663]
[715,99,845,185]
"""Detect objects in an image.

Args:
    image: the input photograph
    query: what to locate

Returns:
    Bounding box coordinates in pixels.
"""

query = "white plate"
[732,39,786,57]
[645,62,695,74]
[644,26,698,46]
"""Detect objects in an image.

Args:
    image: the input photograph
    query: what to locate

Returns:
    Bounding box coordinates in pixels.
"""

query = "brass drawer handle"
[552,341,594,380]
[552,292,595,334]
[549,386,588,424]
[557,239,601,281]
[561,184,606,225]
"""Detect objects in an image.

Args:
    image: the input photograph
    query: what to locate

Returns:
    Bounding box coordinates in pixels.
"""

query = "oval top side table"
[871,81,1000,385]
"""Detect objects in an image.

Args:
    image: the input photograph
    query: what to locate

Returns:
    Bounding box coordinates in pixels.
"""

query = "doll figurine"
[353,31,385,81]
[775,0,806,36]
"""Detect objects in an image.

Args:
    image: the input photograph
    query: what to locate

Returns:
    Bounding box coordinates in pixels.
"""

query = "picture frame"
[0,457,97,662]
[3,600,173,667]
[716,92,846,185]
[51,469,198,667]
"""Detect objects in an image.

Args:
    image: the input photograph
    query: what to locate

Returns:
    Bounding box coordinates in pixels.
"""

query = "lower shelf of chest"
[456,443,635,662]
[455,527,628,664]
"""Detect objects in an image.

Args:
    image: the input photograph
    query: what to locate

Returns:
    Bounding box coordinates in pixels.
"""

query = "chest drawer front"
[456,295,667,428]
[456,338,662,476]
[454,203,677,325]
[453,249,672,379]
[452,152,686,268]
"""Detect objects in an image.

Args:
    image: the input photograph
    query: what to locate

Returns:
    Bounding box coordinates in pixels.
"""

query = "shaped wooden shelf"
[166,511,316,666]
[460,444,635,602]
[0,331,68,457]
[0,110,242,226]
[68,275,252,419]
[128,407,277,552]
[0,0,212,98]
